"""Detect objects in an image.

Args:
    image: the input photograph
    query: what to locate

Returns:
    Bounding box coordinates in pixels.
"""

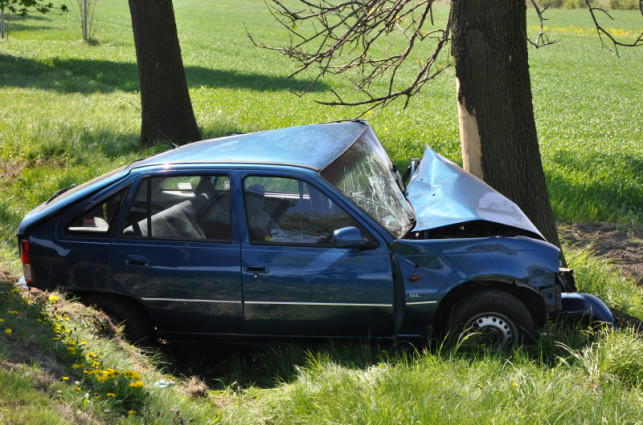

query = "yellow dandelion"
[80,340,87,345]
[8,311,18,315]
[97,376,107,382]
[4,329,12,334]
[62,376,69,381]
[0,318,4,323]
[124,370,141,380]
[129,381,144,388]
[53,337,60,341]
[128,410,136,417]
[49,295,59,302]
[72,364,84,369]
[106,393,115,398]
[11,288,20,293]
[513,382,518,387]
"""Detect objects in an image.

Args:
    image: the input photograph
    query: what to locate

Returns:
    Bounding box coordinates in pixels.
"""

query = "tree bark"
[451,0,563,257]
[128,0,201,146]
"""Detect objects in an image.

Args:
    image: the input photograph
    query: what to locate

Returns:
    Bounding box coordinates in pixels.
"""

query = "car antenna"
[129,101,179,149]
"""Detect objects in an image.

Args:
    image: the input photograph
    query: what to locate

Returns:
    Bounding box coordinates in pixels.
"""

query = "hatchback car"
[17,121,614,348]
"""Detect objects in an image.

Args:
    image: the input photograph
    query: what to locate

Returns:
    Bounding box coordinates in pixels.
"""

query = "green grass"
[0,1,642,423]
[0,275,641,424]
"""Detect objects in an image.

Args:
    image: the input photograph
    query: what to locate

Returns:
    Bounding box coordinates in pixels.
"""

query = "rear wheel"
[449,289,537,350]
[85,295,155,345]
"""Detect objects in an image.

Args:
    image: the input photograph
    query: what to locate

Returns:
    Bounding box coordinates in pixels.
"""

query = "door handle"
[125,255,149,266]
[245,262,268,273]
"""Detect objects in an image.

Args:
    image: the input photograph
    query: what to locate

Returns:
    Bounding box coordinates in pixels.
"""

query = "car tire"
[448,289,537,350]
[85,295,155,345]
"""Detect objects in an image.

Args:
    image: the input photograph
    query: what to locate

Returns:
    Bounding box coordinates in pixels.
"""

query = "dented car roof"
[132,121,367,171]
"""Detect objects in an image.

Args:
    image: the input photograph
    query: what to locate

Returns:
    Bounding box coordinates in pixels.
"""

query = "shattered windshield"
[321,127,415,238]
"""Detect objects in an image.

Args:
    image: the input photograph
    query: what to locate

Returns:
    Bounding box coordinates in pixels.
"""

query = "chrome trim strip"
[244,301,393,308]
[142,298,241,304]
[406,300,438,306]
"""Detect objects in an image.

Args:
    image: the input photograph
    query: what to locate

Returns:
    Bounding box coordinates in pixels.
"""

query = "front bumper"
[553,292,617,327]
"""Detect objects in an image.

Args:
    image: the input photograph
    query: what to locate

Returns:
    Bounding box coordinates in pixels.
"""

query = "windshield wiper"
[46,184,77,204]
[402,158,421,191]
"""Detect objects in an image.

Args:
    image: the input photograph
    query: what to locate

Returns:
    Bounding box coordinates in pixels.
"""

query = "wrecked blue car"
[17,121,614,347]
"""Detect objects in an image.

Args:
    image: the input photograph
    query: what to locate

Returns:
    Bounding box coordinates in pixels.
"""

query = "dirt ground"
[558,222,642,286]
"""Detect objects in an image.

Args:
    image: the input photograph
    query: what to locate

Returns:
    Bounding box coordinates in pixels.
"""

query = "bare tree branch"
[250,0,641,112]
[249,0,452,111]
[527,0,558,48]
[585,0,643,55]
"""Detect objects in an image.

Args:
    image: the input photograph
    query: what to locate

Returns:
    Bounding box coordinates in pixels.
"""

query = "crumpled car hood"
[405,146,543,239]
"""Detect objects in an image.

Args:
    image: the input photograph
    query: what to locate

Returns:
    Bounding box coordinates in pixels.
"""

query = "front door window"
[243,176,360,245]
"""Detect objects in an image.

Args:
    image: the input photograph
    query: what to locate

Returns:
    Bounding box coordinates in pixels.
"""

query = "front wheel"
[449,289,537,350]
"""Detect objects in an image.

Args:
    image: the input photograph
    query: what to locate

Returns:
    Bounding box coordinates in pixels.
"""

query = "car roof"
[131,121,368,172]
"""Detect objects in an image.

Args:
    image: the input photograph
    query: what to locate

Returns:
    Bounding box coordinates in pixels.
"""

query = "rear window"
[36,165,129,212]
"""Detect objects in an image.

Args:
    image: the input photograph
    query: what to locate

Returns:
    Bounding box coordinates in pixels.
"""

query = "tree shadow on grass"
[160,321,601,391]
[162,340,389,389]
[0,54,328,95]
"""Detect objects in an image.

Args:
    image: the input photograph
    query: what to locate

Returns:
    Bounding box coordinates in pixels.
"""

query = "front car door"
[239,173,395,337]
[110,172,242,338]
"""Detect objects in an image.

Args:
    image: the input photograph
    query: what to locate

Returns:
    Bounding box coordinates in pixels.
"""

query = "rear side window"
[65,190,126,236]
[121,175,232,242]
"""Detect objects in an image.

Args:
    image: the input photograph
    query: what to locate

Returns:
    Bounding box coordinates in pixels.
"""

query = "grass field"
[0,1,642,424]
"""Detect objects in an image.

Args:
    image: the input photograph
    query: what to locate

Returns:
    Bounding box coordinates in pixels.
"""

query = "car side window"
[65,190,126,236]
[121,175,232,242]
[243,176,361,246]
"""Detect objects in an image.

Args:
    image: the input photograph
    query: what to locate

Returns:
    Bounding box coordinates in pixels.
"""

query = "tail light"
[19,238,33,286]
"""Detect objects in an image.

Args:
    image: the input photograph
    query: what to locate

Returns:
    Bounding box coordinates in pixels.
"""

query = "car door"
[239,173,395,337]
[110,172,242,337]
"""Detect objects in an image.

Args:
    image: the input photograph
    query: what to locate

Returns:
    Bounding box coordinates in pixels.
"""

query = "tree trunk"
[451,0,563,258]
[128,0,201,146]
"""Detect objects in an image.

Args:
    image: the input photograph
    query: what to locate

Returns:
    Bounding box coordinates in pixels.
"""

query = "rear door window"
[121,175,232,242]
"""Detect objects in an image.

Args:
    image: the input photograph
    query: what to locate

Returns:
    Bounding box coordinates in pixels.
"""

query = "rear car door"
[239,173,395,337]
[110,172,242,338]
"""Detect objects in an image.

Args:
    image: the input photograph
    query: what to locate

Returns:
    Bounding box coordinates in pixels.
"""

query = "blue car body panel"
[17,121,614,342]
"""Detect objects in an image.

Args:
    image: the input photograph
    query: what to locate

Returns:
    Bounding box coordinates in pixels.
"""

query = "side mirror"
[332,226,366,249]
